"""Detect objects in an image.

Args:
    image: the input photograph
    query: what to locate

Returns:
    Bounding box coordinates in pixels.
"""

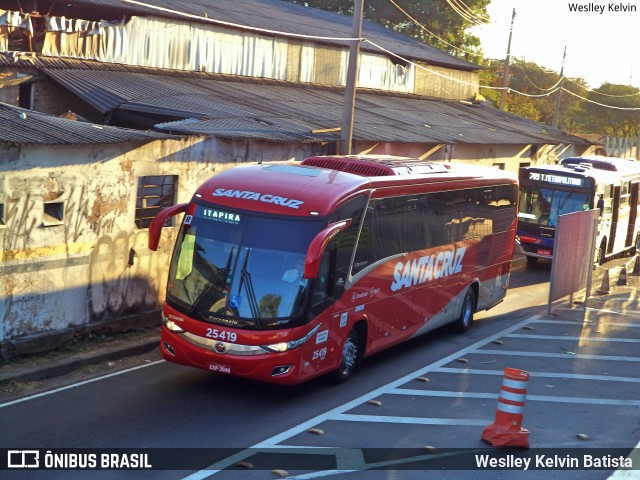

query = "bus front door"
[625,182,639,247]
[608,186,621,254]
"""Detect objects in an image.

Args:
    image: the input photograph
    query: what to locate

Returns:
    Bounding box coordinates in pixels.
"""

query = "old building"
[0,0,591,356]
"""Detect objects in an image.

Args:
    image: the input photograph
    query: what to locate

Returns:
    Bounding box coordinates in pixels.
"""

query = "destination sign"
[197,206,241,224]
[528,172,585,187]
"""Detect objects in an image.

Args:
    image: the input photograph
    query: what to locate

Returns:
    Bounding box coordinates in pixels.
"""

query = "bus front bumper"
[516,237,553,260]
[160,326,302,385]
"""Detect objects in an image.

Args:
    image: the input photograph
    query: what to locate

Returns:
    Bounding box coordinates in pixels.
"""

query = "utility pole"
[499,8,516,111]
[552,46,566,129]
[340,0,364,155]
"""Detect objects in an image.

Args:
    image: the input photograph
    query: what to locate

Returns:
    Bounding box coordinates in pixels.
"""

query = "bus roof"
[522,157,640,185]
[560,155,640,172]
[194,156,517,217]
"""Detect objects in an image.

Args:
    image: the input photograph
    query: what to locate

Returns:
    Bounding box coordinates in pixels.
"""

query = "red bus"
[148,156,518,385]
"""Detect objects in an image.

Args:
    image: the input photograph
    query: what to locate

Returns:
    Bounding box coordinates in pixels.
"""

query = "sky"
[470,0,640,89]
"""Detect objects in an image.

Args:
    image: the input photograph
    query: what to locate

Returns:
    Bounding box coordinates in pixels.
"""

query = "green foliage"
[285,1,640,135]
[479,58,640,135]
[577,84,640,137]
[282,0,490,63]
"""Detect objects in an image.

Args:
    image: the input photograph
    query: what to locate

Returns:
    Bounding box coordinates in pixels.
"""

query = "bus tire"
[525,256,538,264]
[453,288,475,333]
[333,328,362,384]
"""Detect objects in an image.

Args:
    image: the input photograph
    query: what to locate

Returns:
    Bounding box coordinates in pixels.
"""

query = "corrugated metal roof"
[68,0,479,71]
[40,65,589,146]
[0,102,178,146]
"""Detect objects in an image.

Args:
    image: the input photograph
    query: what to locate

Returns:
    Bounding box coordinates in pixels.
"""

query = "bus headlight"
[162,313,185,333]
[261,325,321,353]
[165,320,185,332]
[262,342,290,353]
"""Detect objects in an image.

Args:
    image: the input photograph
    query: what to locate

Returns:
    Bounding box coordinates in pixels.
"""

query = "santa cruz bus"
[148,156,518,385]
[517,156,640,264]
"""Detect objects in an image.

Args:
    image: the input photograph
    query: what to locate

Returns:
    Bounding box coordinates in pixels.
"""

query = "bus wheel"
[333,329,361,384]
[525,256,538,264]
[453,289,475,333]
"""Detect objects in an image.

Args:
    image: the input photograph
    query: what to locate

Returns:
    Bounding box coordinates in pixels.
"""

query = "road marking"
[0,360,165,409]
[474,349,640,361]
[390,388,640,406]
[335,414,489,426]
[178,314,545,479]
[506,333,640,343]
[179,311,640,480]
[533,318,640,327]
[433,367,640,383]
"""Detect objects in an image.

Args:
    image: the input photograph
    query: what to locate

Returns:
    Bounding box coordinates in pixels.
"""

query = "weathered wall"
[0,135,328,355]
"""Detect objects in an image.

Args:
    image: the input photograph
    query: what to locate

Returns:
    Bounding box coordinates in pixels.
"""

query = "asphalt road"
[2,258,639,480]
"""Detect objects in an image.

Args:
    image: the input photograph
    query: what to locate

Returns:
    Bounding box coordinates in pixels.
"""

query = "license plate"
[537,249,551,256]
[208,363,231,374]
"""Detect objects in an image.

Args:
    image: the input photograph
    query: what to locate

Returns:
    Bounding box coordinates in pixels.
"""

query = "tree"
[282,0,490,63]
[480,58,586,130]
[578,83,640,137]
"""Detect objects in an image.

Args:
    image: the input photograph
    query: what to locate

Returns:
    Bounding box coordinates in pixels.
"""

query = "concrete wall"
[0,135,328,357]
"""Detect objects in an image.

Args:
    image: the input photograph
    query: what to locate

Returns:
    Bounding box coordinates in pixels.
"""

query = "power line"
[364,39,559,98]
[118,0,363,42]
[510,62,563,92]
[386,0,481,57]
[562,88,640,110]
[445,0,489,26]
[83,0,640,112]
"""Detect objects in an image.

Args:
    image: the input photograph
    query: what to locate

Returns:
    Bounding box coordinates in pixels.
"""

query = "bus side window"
[488,184,518,233]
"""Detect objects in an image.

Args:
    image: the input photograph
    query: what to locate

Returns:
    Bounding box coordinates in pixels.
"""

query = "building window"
[0,202,5,227]
[519,162,531,169]
[43,201,64,226]
[492,163,505,170]
[135,175,178,229]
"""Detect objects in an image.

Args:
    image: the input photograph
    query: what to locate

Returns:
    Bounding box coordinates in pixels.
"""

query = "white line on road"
[390,388,640,406]
[533,318,640,327]
[178,313,545,479]
[0,360,165,409]
[432,367,640,382]
[334,413,489,426]
[474,349,640,361]
[505,333,640,342]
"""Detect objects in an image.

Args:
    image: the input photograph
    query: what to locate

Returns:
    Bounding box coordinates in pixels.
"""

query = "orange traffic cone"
[481,368,530,448]
[617,267,628,286]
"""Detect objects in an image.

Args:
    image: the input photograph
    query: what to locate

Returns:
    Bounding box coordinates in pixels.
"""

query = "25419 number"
[206,328,237,343]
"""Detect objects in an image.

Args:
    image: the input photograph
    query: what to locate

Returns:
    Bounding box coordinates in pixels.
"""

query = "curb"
[0,336,159,385]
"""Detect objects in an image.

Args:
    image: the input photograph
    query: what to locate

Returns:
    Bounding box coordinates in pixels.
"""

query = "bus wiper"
[238,248,262,328]
[187,247,235,316]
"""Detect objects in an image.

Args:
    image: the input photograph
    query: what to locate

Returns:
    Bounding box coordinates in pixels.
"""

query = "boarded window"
[135,175,178,229]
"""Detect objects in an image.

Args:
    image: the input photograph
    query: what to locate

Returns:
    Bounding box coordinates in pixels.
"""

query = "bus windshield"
[166,204,323,329]
[518,186,591,227]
